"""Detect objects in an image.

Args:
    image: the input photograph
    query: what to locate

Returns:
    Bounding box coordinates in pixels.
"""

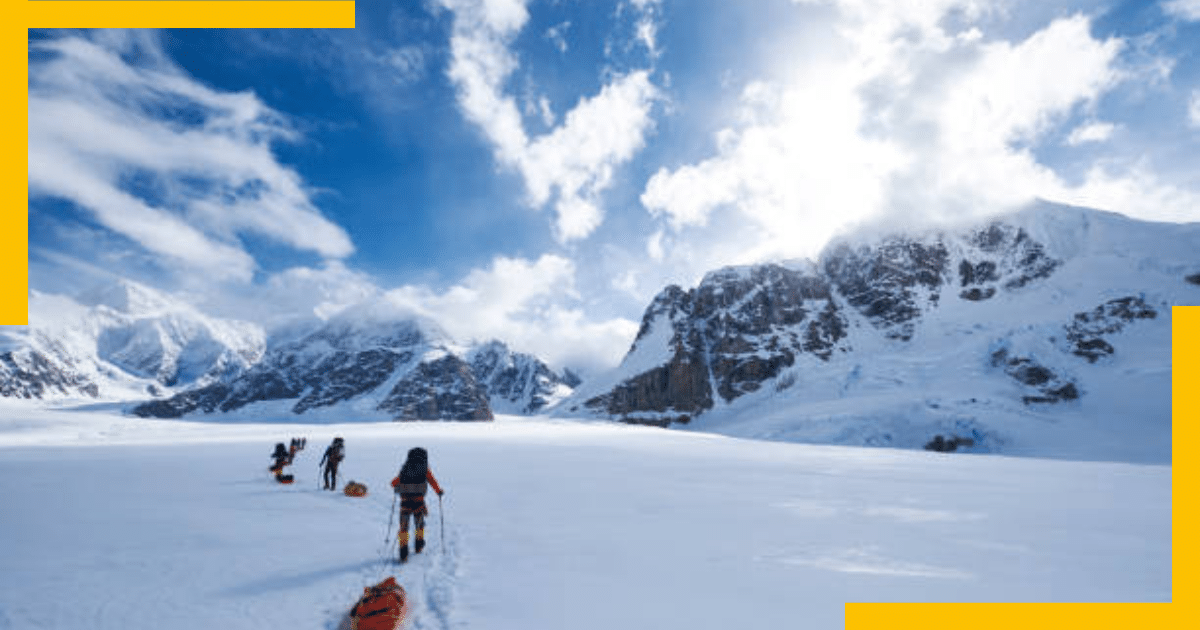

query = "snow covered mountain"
[468,340,578,414]
[561,203,1199,463]
[131,303,494,421]
[130,304,577,421]
[0,280,264,401]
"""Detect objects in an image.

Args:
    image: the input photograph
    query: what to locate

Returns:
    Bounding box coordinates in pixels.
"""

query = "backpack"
[395,447,428,495]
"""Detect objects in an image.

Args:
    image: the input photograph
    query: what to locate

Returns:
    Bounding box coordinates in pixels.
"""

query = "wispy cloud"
[438,0,662,242]
[545,20,571,53]
[1163,0,1200,22]
[28,30,354,282]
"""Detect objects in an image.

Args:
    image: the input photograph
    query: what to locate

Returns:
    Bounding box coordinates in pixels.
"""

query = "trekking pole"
[384,493,397,544]
[439,493,446,555]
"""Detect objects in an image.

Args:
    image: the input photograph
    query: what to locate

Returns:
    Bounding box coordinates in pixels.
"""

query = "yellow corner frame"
[5,3,1190,628]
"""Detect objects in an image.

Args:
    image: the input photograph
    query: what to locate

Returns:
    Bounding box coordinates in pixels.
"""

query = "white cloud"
[439,0,661,242]
[28,31,353,282]
[1066,121,1116,145]
[1163,0,1200,21]
[1190,90,1200,127]
[262,262,382,322]
[640,2,1200,270]
[381,254,638,371]
[545,21,571,53]
[1053,163,1200,223]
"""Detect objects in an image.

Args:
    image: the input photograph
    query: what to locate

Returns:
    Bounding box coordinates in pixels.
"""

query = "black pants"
[323,462,339,490]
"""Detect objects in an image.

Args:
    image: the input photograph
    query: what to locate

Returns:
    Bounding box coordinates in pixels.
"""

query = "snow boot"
[414,539,425,555]
[399,545,409,563]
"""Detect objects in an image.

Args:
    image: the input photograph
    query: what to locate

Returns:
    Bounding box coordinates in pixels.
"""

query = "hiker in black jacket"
[319,437,345,491]
[389,447,444,562]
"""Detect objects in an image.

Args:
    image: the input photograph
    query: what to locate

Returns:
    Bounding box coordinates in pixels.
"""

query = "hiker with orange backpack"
[390,447,444,562]
[269,442,294,483]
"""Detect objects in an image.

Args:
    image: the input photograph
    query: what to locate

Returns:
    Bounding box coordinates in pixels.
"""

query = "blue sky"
[26,0,1200,373]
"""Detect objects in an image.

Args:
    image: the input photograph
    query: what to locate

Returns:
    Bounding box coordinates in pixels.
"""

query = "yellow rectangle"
[23,1,356,29]
[3,24,27,325]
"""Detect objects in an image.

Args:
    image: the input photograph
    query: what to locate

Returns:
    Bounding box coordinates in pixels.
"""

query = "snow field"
[0,410,1171,629]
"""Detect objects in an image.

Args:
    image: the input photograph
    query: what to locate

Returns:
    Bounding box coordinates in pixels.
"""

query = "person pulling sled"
[390,447,444,562]
[269,442,294,484]
[320,437,345,491]
[288,437,306,463]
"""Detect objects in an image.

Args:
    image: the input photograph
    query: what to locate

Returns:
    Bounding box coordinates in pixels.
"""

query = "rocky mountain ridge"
[561,203,1196,461]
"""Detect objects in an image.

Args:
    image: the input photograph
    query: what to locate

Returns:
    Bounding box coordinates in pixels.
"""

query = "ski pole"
[384,493,397,544]
[439,493,445,555]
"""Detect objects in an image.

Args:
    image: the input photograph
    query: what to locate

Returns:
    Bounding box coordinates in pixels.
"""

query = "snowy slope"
[0,280,264,402]
[467,340,575,414]
[0,406,1170,630]
[561,203,1198,463]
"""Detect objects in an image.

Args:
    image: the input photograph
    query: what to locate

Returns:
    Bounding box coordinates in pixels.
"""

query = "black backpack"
[395,447,428,495]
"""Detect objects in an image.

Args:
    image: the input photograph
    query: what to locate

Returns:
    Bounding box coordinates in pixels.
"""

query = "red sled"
[349,576,408,630]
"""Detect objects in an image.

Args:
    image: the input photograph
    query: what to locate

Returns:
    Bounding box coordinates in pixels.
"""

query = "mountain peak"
[75,279,184,316]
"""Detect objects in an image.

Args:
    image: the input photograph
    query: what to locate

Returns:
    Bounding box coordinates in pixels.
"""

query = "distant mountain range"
[2,280,264,401]
[4,203,1194,461]
[1,282,575,421]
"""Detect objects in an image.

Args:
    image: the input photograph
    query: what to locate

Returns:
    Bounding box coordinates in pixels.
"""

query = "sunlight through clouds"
[641,0,1200,274]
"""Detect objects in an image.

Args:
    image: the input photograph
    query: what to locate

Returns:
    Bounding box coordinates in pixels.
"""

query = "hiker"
[390,447,444,562]
[270,442,292,483]
[287,437,306,464]
[320,437,345,491]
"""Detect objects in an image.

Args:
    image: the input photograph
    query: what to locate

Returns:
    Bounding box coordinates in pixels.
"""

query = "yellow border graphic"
[7,1,1187,628]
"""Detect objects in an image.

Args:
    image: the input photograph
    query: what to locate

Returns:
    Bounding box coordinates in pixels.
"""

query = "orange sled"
[350,576,408,630]
[344,481,368,497]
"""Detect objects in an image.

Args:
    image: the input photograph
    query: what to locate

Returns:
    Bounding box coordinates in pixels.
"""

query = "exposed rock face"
[468,341,574,413]
[824,238,947,341]
[1063,297,1157,363]
[379,354,492,420]
[586,263,848,419]
[0,348,99,399]
[571,213,1135,424]
[990,347,1080,405]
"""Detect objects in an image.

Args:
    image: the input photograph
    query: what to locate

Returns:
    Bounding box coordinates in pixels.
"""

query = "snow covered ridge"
[129,316,576,421]
[561,203,1200,463]
[0,282,575,422]
[1,280,264,401]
